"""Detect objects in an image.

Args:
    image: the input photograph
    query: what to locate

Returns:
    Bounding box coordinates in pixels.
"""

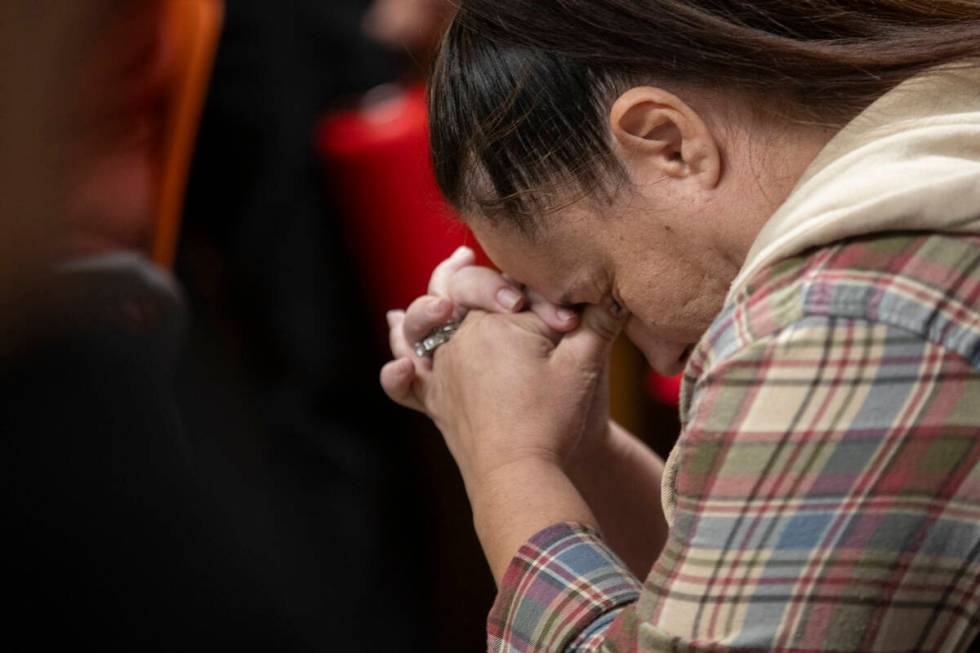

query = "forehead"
[468,211,604,303]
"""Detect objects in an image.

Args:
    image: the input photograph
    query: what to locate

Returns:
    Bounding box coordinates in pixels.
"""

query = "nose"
[624,318,690,376]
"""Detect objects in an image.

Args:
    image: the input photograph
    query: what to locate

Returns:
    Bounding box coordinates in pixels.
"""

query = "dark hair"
[429,1,980,231]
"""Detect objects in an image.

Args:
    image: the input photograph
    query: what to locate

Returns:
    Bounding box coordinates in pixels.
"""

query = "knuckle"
[455,267,503,298]
[449,269,484,299]
[593,320,619,342]
[407,294,433,312]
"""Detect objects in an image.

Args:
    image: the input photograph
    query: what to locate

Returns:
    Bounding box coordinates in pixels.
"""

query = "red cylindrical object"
[649,372,683,406]
[317,84,486,325]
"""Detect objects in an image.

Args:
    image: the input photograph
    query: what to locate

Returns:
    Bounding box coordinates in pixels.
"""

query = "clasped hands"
[381,246,627,496]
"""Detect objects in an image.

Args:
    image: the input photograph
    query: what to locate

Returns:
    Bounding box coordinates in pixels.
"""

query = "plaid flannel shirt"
[488,233,980,652]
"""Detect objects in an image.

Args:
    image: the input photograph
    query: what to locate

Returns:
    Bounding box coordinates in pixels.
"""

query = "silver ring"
[414,321,461,358]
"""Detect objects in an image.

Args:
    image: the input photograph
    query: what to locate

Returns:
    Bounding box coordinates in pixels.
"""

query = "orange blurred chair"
[151,0,224,269]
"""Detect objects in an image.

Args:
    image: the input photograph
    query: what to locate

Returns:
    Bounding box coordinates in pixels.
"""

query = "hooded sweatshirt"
[728,64,980,303]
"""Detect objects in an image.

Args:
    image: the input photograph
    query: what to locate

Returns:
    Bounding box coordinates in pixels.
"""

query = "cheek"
[618,258,721,344]
[617,248,684,308]
[618,272,689,339]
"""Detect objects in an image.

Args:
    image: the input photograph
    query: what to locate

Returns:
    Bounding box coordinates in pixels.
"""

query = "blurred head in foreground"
[364,0,454,56]
[0,1,174,341]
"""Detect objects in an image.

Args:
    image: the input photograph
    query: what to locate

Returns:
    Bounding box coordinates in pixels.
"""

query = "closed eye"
[610,296,625,317]
[560,302,589,316]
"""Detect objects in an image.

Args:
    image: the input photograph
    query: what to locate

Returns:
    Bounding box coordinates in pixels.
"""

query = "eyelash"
[562,292,625,317]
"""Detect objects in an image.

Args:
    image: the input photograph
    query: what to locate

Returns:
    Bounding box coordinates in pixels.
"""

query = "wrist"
[466,453,564,503]
[565,420,618,481]
[467,456,598,585]
[461,441,565,493]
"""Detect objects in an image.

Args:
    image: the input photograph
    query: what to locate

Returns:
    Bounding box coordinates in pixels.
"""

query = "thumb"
[553,299,627,367]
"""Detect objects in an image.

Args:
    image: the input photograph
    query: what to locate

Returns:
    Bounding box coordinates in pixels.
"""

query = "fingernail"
[429,298,451,315]
[556,308,578,323]
[386,311,399,328]
[452,246,473,260]
[497,287,522,311]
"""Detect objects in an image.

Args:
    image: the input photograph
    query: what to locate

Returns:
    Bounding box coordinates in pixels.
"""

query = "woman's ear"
[610,87,722,191]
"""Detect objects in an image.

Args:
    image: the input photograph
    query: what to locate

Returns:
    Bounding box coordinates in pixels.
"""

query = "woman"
[382,2,980,651]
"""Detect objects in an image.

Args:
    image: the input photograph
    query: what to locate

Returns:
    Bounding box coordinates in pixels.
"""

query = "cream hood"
[728,64,980,302]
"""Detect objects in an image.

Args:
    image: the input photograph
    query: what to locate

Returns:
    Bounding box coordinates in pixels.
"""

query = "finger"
[380,358,425,412]
[387,310,415,360]
[446,266,525,316]
[553,298,628,367]
[526,288,580,333]
[402,295,455,345]
[428,246,477,296]
[505,310,564,347]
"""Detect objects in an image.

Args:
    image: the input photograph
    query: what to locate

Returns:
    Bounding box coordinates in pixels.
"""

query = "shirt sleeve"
[488,316,980,652]
[487,523,642,652]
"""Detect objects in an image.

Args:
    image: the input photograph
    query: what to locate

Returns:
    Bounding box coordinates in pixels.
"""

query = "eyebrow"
[559,273,607,308]
[512,275,575,307]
